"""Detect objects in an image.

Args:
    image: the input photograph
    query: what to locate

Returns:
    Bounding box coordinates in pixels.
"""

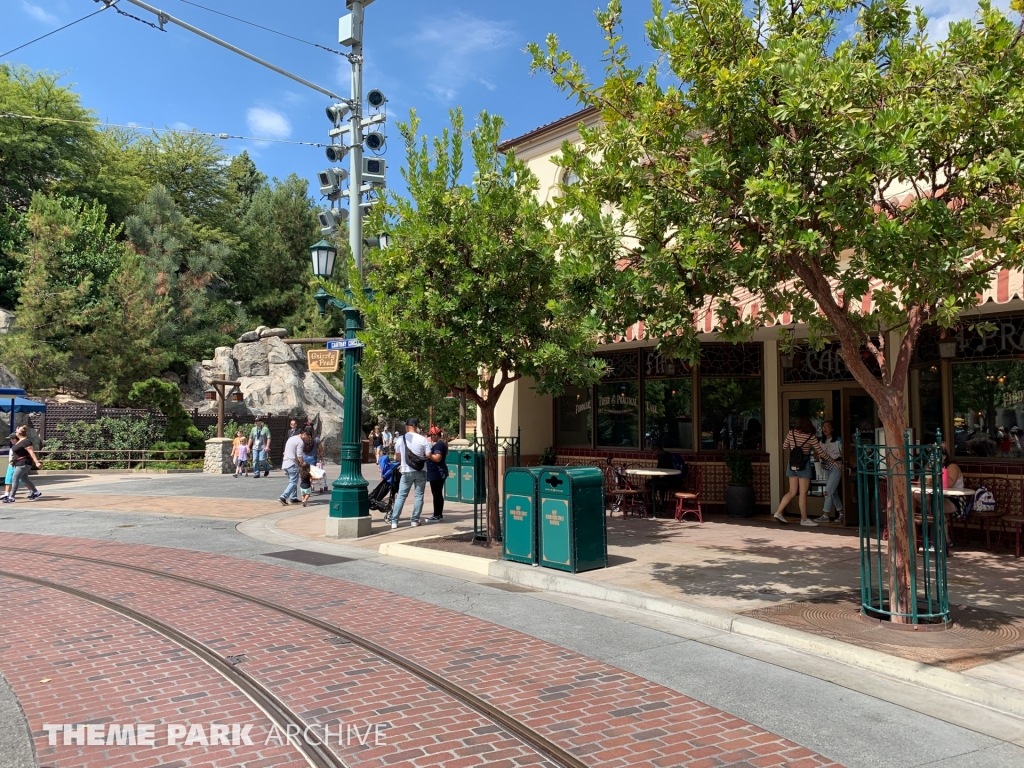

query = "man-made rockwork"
[188,331,345,456]
[203,437,234,475]
[0,309,14,335]
[0,363,20,389]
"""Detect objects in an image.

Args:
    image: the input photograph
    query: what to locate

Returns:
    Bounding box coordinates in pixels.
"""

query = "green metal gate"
[471,429,521,543]
[856,429,949,625]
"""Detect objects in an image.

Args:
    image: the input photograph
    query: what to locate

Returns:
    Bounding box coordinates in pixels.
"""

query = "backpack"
[788,432,811,472]
[971,486,996,514]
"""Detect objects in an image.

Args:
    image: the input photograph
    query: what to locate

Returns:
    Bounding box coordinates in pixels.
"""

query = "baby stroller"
[369,456,401,521]
[309,464,329,494]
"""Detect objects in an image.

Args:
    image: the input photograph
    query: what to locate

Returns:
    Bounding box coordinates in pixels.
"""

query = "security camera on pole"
[314,0,387,538]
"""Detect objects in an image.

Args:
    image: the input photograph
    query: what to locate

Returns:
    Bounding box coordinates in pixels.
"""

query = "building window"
[910,366,943,447]
[597,381,640,448]
[698,344,763,451]
[644,379,694,449]
[952,360,1024,458]
[554,385,592,447]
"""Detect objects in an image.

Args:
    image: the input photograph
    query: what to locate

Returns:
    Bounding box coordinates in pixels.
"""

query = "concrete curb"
[381,541,1024,721]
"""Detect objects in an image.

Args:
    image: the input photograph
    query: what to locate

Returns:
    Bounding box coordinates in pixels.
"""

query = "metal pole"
[348,1,364,275]
[115,0,345,100]
[326,0,370,538]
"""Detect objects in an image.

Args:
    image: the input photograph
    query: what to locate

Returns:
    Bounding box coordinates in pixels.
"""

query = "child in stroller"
[369,454,401,521]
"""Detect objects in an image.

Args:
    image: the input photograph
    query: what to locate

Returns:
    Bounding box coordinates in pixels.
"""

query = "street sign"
[326,339,365,351]
[307,349,341,373]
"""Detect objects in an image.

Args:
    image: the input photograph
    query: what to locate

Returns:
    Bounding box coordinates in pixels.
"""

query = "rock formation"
[187,329,346,456]
[0,363,20,390]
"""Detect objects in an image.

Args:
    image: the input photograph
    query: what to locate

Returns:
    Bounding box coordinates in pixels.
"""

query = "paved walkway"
[0,532,839,767]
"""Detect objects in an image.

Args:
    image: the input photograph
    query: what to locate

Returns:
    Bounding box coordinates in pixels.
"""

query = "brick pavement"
[0,577,298,768]
[0,532,843,768]
[0,549,549,768]
[22,492,281,520]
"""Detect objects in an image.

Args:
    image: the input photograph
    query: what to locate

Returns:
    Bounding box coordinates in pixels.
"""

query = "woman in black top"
[4,425,41,503]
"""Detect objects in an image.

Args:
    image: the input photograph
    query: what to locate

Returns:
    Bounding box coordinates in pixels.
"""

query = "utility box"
[503,467,544,565]
[538,467,607,573]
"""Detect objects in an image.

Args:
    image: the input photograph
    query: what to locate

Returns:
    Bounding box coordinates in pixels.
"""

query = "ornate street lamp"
[309,239,370,537]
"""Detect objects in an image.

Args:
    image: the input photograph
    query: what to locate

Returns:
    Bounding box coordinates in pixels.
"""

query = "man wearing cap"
[248,418,272,478]
[391,417,431,528]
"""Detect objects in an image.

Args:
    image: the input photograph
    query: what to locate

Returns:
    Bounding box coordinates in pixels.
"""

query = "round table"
[625,468,682,517]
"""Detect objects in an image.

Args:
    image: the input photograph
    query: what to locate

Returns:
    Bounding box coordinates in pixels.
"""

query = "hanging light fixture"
[204,389,217,401]
[231,390,245,403]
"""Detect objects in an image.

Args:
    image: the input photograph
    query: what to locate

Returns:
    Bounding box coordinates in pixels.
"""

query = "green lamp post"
[310,239,371,538]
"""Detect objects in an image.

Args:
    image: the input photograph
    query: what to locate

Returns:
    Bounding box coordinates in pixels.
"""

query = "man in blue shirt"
[425,426,449,522]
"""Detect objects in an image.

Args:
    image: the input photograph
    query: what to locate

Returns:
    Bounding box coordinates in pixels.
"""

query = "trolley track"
[0,544,587,768]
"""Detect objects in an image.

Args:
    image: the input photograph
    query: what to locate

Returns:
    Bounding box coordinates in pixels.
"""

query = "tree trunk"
[878,396,916,623]
[478,402,501,546]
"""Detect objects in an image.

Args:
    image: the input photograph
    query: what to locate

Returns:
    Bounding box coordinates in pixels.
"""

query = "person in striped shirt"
[775,416,835,527]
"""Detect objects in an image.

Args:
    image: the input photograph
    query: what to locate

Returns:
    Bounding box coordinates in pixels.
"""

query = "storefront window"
[699,378,763,451]
[644,379,694,449]
[554,386,592,447]
[597,382,640,448]
[952,361,1024,458]
[911,366,943,447]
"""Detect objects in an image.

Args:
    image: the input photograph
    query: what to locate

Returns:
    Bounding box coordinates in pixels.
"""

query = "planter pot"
[725,483,756,518]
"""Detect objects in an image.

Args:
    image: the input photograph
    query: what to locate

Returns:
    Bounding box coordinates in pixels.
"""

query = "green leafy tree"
[531,0,1024,618]
[129,378,204,446]
[323,109,602,542]
[125,185,238,372]
[231,175,322,329]
[138,131,233,230]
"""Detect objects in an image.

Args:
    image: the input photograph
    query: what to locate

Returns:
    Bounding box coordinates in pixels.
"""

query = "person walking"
[3,426,42,503]
[391,417,431,528]
[775,416,832,526]
[286,419,300,439]
[232,430,250,477]
[425,426,449,522]
[814,420,845,523]
[1,433,20,501]
[370,426,383,460]
[248,418,271,478]
[382,425,393,457]
[279,428,305,505]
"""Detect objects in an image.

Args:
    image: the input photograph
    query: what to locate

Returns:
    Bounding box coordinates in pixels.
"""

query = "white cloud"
[21,1,57,24]
[170,121,192,131]
[411,14,514,103]
[912,0,1010,38]
[246,107,291,139]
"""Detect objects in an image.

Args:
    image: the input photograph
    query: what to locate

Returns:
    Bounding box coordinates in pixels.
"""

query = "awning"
[611,266,1024,343]
[0,397,47,414]
[0,388,26,396]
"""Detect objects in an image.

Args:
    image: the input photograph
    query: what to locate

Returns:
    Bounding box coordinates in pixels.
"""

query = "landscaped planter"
[725,483,756,518]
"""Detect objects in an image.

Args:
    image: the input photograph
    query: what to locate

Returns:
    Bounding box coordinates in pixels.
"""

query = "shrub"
[724,453,753,485]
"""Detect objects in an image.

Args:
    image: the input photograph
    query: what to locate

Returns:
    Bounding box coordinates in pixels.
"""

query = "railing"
[36,449,206,471]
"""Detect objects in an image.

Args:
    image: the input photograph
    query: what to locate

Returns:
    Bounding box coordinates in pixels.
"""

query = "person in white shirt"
[279,431,306,505]
[391,417,432,528]
[814,420,845,523]
[382,427,393,456]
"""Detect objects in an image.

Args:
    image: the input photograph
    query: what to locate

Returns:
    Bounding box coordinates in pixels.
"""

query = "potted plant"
[538,446,558,466]
[724,453,756,518]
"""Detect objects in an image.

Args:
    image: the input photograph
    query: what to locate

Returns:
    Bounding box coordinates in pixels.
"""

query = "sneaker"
[410,521,421,527]
[773,512,787,524]
[289,498,301,504]
[426,516,443,522]
[264,470,270,477]
[391,522,399,529]
[813,514,831,523]
[279,497,288,506]
[800,519,818,527]
[28,491,41,501]
[302,501,307,507]
[832,514,844,524]
[1,497,12,504]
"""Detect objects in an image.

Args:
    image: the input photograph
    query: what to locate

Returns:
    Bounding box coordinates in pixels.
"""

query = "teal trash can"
[458,450,485,504]
[444,450,461,502]
[537,466,607,573]
[503,467,544,564]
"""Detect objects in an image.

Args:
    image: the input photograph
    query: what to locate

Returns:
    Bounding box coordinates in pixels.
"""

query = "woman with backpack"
[775,416,833,526]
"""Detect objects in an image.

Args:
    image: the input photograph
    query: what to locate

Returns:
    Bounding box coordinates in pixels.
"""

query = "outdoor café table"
[626,468,682,518]
[911,486,973,546]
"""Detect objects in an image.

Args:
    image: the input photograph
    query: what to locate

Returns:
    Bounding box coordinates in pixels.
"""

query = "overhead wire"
[175,0,345,56]
[0,4,113,58]
[0,111,327,148]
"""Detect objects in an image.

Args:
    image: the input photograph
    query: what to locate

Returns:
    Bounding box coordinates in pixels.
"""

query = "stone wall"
[203,438,234,474]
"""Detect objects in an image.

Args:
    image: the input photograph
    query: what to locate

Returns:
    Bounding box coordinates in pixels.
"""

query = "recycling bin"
[444,451,461,502]
[538,466,607,573]
[503,467,544,564]
[457,450,486,504]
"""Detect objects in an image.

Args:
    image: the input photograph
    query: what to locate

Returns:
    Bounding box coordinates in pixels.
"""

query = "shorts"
[300,485,312,496]
[786,463,815,479]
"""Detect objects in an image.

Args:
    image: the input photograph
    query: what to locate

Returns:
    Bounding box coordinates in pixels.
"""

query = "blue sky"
[1,0,994,200]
